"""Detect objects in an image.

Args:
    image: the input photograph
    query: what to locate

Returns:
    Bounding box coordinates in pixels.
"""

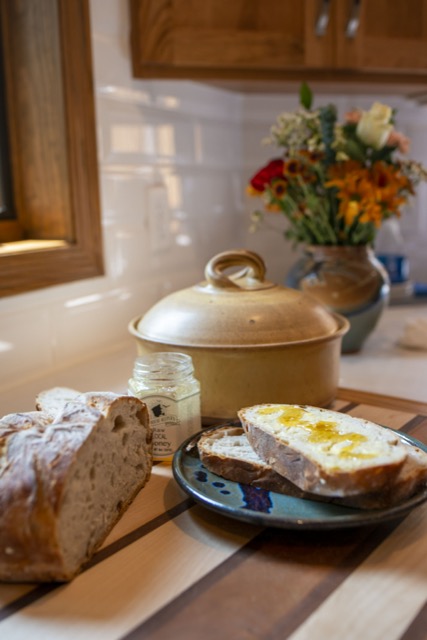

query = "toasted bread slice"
[238,404,409,497]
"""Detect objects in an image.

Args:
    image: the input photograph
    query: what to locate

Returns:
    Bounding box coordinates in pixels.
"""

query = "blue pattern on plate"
[192,460,273,512]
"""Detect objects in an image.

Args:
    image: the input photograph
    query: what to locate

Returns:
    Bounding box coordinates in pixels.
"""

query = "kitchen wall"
[0,0,426,394]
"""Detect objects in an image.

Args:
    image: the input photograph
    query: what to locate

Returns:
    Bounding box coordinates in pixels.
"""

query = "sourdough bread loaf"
[197,424,427,509]
[238,404,413,497]
[0,387,152,582]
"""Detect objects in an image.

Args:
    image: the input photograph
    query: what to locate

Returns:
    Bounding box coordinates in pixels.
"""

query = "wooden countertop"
[1,388,427,640]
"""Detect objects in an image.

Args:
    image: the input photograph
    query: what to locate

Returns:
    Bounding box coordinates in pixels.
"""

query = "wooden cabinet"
[129,0,329,78]
[130,0,427,89]
[334,0,427,73]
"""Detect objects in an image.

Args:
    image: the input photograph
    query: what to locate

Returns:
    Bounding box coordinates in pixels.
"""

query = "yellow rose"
[356,102,393,150]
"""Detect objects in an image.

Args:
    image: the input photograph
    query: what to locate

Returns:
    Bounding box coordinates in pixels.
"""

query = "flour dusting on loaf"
[0,387,152,582]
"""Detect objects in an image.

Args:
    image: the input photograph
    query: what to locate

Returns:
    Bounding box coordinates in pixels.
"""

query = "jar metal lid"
[133,352,195,381]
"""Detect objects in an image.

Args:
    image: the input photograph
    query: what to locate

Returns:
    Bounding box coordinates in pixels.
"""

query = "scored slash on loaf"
[198,404,427,509]
[0,387,153,582]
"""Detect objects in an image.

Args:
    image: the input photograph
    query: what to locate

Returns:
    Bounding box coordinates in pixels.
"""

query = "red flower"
[249,159,285,193]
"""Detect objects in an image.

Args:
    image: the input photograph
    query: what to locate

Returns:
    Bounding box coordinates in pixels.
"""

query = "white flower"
[268,109,323,154]
[356,102,393,150]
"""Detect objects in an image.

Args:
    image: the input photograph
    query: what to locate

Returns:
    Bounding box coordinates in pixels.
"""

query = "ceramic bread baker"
[129,249,349,423]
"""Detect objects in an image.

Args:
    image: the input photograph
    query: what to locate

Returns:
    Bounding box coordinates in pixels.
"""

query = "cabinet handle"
[345,0,361,38]
[315,0,331,36]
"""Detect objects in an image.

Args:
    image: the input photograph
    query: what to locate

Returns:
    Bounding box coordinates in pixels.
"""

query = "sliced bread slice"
[198,425,427,509]
[238,404,409,497]
[198,425,308,497]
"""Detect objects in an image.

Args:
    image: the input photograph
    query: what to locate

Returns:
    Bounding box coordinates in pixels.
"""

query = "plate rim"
[172,423,427,530]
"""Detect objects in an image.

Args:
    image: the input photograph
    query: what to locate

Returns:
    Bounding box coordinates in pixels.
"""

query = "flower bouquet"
[248,84,427,247]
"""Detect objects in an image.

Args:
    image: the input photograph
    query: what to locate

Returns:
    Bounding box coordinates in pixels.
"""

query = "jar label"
[142,392,201,461]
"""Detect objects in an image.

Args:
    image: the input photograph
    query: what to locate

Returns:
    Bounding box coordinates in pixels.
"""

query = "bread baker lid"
[131,250,348,348]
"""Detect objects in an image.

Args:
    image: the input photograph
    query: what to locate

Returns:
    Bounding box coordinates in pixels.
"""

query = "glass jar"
[128,352,201,462]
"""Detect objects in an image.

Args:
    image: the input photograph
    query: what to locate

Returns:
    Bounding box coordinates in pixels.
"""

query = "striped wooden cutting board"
[1,389,427,640]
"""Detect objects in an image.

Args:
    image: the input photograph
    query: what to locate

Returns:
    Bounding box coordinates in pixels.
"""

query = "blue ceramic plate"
[172,426,427,530]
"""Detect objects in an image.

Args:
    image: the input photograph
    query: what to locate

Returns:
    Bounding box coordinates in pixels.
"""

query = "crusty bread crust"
[238,404,411,497]
[0,388,152,582]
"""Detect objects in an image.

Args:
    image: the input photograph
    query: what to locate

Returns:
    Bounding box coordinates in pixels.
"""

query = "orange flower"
[270,178,288,198]
[298,149,325,164]
[246,185,262,197]
[284,158,317,184]
[325,161,413,228]
[326,160,364,180]
[371,162,408,210]
[284,159,303,177]
[359,201,384,227]
[343,201,360,226]
[325,168,367,205]
[265,202,282,213]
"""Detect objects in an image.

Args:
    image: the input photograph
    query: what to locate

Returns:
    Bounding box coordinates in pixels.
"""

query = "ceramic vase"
[286,245,390,353]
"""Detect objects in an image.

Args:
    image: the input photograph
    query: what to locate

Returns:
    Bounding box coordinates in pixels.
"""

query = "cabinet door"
[335,0,427,72]
[130,0,335,79]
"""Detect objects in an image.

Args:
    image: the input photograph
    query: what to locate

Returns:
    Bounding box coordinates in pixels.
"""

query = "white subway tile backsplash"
[1,0,427,392]
[0,307,54,388]
[98,94,244,170]
[90,0,127,39]
[137,79,243,123]
[193,121,242,167]
[91,29,133,90]
[52,282,158,366]
[100,171,151,223]
[155,266,210,301]
[99,98,198,167]
[101,223,150,283]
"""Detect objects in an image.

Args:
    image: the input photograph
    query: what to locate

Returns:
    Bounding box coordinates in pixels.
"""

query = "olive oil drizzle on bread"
[238,404,409,496]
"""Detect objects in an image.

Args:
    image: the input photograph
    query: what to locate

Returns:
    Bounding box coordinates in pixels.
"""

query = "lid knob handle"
[204,249,267,290]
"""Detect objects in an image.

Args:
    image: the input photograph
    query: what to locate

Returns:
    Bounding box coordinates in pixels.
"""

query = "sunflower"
[270,178,288,198]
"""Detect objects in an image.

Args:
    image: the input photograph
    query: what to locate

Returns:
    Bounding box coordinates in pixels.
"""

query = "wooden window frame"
[0,0,103,297]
